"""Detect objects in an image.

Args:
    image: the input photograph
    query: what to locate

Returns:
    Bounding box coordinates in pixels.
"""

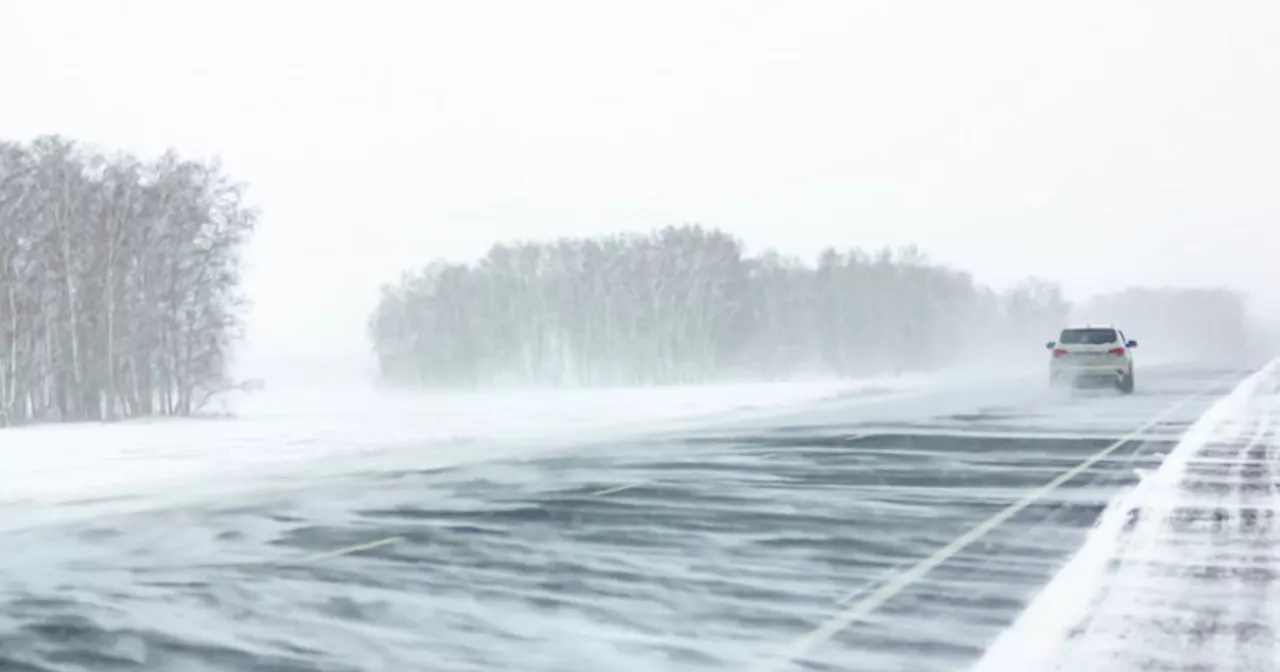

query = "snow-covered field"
[0,375,933,516]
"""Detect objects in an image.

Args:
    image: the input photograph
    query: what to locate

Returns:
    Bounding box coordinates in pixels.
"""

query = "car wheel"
[1119,367,1135,395]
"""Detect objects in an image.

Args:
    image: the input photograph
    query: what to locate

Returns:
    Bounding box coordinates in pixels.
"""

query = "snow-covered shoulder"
[971,356,1280,672]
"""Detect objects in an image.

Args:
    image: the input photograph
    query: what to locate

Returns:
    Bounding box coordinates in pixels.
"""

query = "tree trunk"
[105,263,116,421]
[60,229,81,420]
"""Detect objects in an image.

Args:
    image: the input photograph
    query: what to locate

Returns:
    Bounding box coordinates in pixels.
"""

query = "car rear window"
[1059,328,1118,345]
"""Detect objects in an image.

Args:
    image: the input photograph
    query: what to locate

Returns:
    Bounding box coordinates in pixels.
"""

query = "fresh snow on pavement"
[0,376,932,515]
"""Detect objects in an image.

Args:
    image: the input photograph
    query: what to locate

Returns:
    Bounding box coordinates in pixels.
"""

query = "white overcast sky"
[1,0,1277,363]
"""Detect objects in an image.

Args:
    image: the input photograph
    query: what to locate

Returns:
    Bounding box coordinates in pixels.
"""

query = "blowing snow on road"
[3,2,1278,670]
[0,362,1275,671]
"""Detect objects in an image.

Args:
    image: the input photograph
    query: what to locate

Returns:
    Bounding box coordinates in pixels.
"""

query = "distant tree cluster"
[0,137,257,426]
[1072,287,1251,362]
[369,225,1072,387]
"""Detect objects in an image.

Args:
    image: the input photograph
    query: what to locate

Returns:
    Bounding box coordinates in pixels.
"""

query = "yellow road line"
[591,482,645,497]
[291,536,405,564]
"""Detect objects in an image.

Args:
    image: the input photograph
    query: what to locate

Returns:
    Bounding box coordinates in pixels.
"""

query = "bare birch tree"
[0,137,256,426]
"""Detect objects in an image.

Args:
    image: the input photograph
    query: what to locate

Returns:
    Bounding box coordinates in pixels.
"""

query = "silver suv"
[1046,325,1138,393]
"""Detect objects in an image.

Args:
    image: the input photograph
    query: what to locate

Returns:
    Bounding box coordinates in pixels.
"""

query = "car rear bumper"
[1051,362,1129,381]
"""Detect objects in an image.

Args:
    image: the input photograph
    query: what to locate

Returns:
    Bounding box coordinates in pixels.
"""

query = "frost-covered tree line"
[1072,287,1251,363]
[0,137,257,426]
[369,224,1073,386]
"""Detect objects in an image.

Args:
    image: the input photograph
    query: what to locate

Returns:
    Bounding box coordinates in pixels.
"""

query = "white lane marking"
[746,371,1242,672]
[592,482,645,497]
[835,557,914,605]
[291,536,405,564]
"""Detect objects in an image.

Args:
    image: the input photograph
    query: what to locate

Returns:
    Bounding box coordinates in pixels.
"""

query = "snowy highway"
[1,361,1277,672]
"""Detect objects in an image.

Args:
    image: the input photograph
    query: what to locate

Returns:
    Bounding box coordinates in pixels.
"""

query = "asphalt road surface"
[0,363,1266,672]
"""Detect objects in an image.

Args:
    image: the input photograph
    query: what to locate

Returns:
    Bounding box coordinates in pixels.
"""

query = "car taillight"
[1052,349,1069,358]
[1107,347,1126,356]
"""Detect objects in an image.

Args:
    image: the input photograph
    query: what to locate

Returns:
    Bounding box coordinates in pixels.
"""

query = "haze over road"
[2,360,1275,671]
